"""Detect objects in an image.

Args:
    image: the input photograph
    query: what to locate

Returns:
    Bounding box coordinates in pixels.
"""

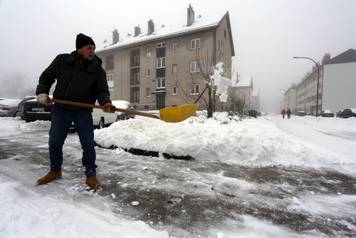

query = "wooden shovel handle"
[52,99,159,119]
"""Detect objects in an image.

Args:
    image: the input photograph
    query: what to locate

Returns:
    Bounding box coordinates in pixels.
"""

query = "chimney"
[148,19,155,35]
[134,26,141,37]
[112,28,119,44]
[187,4,195,26]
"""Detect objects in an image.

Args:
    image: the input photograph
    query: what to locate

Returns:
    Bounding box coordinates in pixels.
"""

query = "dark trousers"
[49,104,96,177]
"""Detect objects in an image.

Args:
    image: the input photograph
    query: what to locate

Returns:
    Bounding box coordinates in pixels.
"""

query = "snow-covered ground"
[1,114,356,237]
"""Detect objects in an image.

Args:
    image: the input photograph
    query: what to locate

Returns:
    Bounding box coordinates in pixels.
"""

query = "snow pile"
[0,176,169,238]
[94,115,355,174]
[19,120,51,132]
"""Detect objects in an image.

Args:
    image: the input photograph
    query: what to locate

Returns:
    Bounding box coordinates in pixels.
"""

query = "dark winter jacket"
[36,51,111,107]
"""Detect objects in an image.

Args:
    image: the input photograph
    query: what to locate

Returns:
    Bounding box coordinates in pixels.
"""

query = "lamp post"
[293,56,320,117]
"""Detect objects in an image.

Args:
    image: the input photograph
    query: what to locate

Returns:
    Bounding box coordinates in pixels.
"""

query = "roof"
[326,49,356,65]
[97,12,234,56]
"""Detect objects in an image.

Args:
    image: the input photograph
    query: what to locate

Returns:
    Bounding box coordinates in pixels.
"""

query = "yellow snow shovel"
[51,99,198,123]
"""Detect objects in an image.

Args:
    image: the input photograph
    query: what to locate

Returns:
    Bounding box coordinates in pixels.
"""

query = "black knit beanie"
[76,33,95,49]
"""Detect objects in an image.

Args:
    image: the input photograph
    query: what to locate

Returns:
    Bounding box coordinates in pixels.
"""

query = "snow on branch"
[210,62,231,102]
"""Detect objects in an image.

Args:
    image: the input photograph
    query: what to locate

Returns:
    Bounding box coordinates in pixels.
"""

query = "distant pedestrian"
[281,108,286,119]
[287,108,291,119]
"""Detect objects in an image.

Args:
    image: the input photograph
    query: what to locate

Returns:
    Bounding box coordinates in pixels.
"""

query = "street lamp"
[293,56,320,117]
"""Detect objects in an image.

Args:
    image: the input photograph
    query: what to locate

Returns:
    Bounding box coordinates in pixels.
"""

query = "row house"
[96,5,235,110]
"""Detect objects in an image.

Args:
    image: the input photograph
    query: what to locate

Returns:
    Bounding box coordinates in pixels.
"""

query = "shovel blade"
[159,104,198,122]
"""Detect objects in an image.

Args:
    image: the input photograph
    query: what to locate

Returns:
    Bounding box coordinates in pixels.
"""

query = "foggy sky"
[1,0,356,112]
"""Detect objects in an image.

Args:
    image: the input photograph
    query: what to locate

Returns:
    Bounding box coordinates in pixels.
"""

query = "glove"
[37,93,52,105]
[102,102,116,113]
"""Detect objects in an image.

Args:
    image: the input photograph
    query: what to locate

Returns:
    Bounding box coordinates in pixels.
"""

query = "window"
[156,77,165,89]
[171,42,178,54]
[133,55,140,66]
[191,38,200,49]
[132,72,139,85]
[172,86,177,95]
[105,55,114,70]
[106,74,114,89]
[190,84,199,95]
[146,48,152,57]
[145,88,151,97]
[157,42,166,48]
[156,57,166,68]
[190,61,200,73]
[146,68,151,77]
[172,64,178,74]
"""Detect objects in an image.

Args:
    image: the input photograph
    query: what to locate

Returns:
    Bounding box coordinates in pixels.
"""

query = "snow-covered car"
[92,100,134,129]
[0,98,21,117]
[337,108,356,118]
[321,109,334,117]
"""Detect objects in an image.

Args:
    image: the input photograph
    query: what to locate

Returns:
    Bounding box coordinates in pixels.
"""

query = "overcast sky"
[1,0,356,112]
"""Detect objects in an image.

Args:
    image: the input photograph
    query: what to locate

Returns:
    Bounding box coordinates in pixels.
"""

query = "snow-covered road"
[0,115,356,238]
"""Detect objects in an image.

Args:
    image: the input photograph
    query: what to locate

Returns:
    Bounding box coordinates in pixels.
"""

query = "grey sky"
[1,0,356,112]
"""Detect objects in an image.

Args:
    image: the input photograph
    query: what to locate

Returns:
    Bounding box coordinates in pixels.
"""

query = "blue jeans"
[49,104,96,177]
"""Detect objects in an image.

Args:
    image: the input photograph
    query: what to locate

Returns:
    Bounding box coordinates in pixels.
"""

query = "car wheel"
[98,118,105,129]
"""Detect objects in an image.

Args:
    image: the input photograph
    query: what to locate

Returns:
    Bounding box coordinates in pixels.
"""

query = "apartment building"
[294,66,323,114]
[96,5,235,110]
[283,85,297,112]
[286,48,356,115]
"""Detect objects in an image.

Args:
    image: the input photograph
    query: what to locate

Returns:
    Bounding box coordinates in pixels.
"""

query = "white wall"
[323,62,356,113]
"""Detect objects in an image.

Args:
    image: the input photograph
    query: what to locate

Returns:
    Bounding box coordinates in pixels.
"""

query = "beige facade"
[96,6,234,110]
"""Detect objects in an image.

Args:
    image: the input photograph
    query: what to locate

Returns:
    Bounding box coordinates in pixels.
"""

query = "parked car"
[248,109,260,118]
[295,111,306,116]
[92,100,134,129]
[17,96,36,119]
[337,108,356,118]
[0,98,21,117]
[22,98,52,122]
[321,109,334,117]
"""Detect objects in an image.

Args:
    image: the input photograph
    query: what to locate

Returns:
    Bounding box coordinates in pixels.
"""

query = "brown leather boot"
[37,171,62,185]
[86,176,101,190]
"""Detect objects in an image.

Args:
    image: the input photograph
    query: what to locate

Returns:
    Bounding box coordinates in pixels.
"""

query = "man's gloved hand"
[102,102,116,113]
[37,93,52,105]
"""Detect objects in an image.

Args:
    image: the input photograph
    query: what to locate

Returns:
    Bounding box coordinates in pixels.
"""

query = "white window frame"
[156,77,165,89]
[107,73,114,89]
[191,38,200,49]
[190,84,199,95]
[172,86,177,95]
[190,61,200,73]
[156,57,166,69]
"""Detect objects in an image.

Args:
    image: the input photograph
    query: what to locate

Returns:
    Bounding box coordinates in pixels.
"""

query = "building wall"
[284,87,297,112]
[98,15,234,111]
[294,67,323,115]
[323,62,356,112]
